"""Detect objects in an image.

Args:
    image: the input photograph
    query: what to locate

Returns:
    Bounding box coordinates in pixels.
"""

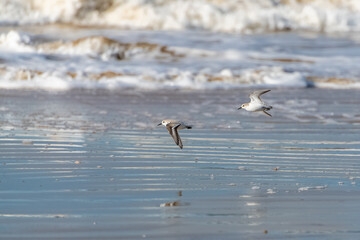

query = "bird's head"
[158,120,170,126]
[238,103,248,110]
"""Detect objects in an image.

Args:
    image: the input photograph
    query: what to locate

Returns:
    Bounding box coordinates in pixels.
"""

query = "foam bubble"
[0,31,33,52]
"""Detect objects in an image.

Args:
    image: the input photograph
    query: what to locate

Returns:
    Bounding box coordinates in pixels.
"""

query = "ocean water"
[0,88,360,239]
[0,0,360,90]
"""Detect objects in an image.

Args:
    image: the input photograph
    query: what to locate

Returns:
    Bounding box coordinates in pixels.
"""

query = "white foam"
[0,65,327,90]
[266,188,276,194]
[0,31,33,52]
[0,30,359,90]
[0,31,187,62]
[243,67,308,87]
[298,185,327,192]
[0,69,70,90]
[1,0,360,33]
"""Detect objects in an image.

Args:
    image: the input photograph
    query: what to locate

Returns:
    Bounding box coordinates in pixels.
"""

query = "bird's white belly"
[246,103,264,112]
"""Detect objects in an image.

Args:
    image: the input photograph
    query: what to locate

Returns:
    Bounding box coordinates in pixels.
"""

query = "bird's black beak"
[157,123,162,126]
[237,107,242,110]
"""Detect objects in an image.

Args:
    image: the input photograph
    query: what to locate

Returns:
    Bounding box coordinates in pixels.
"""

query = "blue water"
[0,89,359,239]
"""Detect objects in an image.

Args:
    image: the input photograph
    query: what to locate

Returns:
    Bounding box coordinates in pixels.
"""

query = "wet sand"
[1,88,360,239]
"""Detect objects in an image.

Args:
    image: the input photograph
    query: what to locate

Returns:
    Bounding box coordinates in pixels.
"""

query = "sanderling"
[158,119,192,149]
[238,89,273,117]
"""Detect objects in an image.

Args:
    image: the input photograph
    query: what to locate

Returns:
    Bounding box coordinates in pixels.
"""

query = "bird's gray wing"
[166,124,183,149]
[249,89,271,103]
[166,125,173,135]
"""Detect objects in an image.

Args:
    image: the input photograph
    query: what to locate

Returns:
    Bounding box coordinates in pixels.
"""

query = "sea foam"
[0,30,359,90]
[1,0,360,33]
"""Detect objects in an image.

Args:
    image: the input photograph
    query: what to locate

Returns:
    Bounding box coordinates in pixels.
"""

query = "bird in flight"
[158,119,192,149]
[238,89,273,117]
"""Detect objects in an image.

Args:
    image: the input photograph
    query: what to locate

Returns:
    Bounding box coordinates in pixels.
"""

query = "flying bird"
[158,119,192,149]
[238,89,273,117]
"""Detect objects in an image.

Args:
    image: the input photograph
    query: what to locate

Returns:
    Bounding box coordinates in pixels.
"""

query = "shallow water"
[0,88,359,239]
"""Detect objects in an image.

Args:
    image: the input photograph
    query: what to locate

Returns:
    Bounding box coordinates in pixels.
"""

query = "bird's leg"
[263,110,272,117]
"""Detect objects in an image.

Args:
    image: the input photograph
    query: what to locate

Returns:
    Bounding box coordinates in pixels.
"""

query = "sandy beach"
[1,88,359,239]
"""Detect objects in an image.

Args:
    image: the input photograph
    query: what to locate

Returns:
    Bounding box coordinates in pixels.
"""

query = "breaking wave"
[1,0,360,33]
[4,65,357,90]
[1,30,360,90]
[0,30,181,61]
